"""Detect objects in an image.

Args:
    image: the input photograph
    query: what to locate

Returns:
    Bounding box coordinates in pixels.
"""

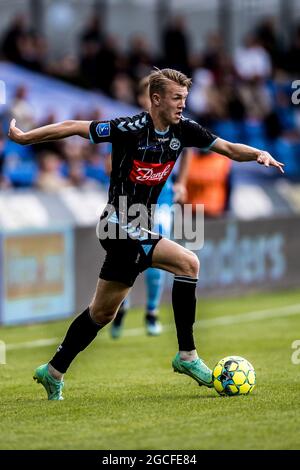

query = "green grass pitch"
[1,288,300,450]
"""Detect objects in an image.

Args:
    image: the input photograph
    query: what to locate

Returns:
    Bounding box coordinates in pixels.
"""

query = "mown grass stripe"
[6,303,300,348]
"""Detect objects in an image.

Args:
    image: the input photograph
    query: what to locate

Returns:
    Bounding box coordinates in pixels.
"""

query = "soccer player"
[110,76,192,338]
[9,68,284,400]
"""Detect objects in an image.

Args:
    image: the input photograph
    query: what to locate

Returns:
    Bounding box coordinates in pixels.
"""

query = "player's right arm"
[211,138,285,174]
[182,118,285,174]
[8,119,91,145]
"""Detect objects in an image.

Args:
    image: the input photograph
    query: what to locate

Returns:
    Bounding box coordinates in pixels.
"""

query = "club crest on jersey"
[129,160,175,186]
[96,122,110,137]
[169,138,181,150]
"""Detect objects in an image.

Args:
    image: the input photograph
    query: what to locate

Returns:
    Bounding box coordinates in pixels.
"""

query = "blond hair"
[148,68,192,99]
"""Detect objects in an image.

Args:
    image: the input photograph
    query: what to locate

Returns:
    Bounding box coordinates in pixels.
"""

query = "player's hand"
[173,182,188,203]
[257,151,284,174]
[8,119,26,144]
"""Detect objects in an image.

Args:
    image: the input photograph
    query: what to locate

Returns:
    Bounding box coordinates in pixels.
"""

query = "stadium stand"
[1,8,300,220]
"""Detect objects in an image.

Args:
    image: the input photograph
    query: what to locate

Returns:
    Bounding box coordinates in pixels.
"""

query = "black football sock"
[172,275,198,351]
[145,312,158,325]
[49,307,102,373]
[112,301,127,327]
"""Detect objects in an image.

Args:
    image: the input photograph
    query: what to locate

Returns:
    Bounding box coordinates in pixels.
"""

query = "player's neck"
[149,110,170,133]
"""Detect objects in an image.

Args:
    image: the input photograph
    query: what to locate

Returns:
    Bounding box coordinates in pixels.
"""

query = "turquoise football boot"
[33,364,64,400]
[172,352,213,388]
[146,321,162,336]
[145,316,162,336]
[110,322,123,339]
[110,307,126,339]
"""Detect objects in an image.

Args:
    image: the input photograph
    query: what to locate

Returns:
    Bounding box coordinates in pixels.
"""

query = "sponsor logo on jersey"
[137,136,170,151]
[169,138,181,150]
[129,160,175,186]
[96,122,110,137]
[138,144,164,152]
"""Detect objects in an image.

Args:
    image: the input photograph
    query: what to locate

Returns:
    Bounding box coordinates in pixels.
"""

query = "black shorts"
[98,220,162,287]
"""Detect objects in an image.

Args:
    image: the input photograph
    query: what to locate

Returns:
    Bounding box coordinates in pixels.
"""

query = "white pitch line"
[125,303,300,336]
[4,303,300,349]
[6,337,60,351]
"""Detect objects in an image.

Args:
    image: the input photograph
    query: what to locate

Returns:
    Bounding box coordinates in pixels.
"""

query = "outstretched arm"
[8,119,91,145]
[211,138,285,174]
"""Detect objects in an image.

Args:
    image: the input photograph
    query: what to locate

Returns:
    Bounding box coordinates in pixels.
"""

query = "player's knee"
[90,305,117,325]
[179,251,199,278]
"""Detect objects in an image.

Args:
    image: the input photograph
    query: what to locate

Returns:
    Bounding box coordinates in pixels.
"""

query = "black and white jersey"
[89,111,218,220]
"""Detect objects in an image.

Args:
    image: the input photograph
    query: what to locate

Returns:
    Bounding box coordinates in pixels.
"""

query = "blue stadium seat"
[243,120,265,145]
[276,107,297,132]
[85,162,109,186]
[4,140,34,159]
[246,137,268,151]
[272,138,300,180]
[213,120,243,142]
[3,141,38,187]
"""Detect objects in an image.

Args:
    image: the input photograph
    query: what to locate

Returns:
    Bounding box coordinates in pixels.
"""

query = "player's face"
[156,82,188,125]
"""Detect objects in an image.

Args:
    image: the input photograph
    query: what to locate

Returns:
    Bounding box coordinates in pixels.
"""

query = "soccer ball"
[212,356,256,396]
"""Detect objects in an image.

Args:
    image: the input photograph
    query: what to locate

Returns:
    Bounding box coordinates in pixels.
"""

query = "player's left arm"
[211,138,285,174]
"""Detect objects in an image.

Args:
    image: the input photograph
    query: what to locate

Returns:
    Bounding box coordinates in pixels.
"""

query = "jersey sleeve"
[89,119,121,144]
[89,113,147,144]
[182,119,218,150]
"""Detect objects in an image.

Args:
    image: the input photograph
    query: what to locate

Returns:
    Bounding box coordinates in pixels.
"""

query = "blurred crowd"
[1,13,300,214]
[0,100,111,191]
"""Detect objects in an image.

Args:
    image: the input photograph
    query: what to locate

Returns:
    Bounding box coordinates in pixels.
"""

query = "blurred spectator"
[0,144,4,186]
[162,16,189,74]
[285,24,300,75]
[66,160,100,189]
[17,30,45,71]
[0,128,10,188]
[79,16,104,89]
[10,86,35,131]
[128,35,153,81]
[202,32,227,83]
[238,78,272,120]
[186,150,231,217]
[234,34,272,81]
[96,35,124,94]
[187,55,215,119]
[1,14,28,63]
[79,42,99,88]
[221,82,246,122]
[1,14,45,72]
[273,89,298,137]
[36,151,68,192]
[81,15,104,45]
[255,17,282,67]
[111,73,135,104]
[49,54,79,83]
[62,139,85,163]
